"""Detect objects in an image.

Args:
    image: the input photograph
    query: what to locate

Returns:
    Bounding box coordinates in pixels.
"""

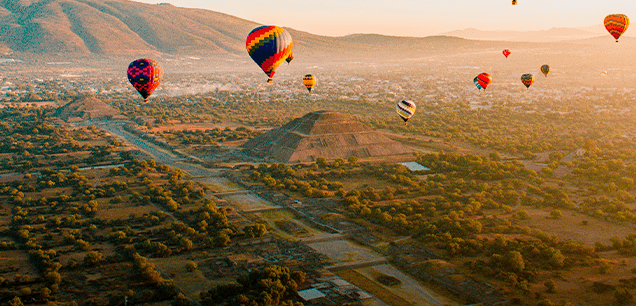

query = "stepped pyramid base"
[242,110,412,163]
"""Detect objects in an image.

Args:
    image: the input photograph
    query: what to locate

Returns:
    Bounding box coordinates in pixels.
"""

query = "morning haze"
[0,0,635,306]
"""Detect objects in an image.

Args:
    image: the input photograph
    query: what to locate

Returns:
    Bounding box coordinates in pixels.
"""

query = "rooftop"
[297,288,326,301]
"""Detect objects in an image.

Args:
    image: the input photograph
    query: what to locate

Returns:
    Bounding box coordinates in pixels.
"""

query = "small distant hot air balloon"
[521,74,535,89]
[512,0,517,5]
[540,64,551,77]
[303,74,316,93]
[604,14,629,42]
[601,70,608,76]
[502,49,511,58]
[286,52,294,64]
[246,25,293,83]
[396,100,416,124]
[127,58,163,103]
[475,73,492,90]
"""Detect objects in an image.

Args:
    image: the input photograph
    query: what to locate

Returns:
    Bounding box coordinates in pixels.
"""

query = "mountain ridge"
[0,0,627,57]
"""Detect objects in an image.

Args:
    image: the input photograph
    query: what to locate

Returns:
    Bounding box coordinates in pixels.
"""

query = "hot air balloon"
[601,70,608,76]
[521,74,534,89]
[475,73,492,90]
[502,49,511,58]
[541,64,551,77]
[512,0,517,5]
[396,100,416,124]
[473,77,483,90]
[604,14,629,42]
[303,74,316,93]
[246,25,293,83]
[286,52,294,64]
[127,58,163,103]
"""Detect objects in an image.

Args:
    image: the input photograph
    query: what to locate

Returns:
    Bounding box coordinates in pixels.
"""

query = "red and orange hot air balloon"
[127,58,163,103]
[604,14,629,42]
[246,25,293,83]
[475,73,492,91]
[502,49,511,58]
[521,74,534,89]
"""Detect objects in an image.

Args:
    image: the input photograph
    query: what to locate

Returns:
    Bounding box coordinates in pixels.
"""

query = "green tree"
[506,251,525,273]
[544,279,556,293]
[84,251,103,266]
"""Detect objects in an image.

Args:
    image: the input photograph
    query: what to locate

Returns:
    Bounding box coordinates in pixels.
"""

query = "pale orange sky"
[134,0,633,37]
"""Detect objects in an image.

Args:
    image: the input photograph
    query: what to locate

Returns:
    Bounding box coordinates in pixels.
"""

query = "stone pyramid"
[242,110,412,163]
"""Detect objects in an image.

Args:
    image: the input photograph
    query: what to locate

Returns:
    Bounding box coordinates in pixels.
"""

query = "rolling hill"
[0,0,530,57]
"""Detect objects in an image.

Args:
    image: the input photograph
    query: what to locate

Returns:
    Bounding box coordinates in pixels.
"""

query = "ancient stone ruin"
[242,110,412,163]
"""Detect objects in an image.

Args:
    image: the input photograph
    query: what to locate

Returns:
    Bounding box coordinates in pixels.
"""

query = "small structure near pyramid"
[242,110,412,163]
[55,96,124,122]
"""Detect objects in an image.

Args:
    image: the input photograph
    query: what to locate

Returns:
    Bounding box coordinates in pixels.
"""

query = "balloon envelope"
[246,25,293,82]
[286,52,294,64]
[503,49,511,58]
[303,74,316,92]
[127,58,163,103]
[604,14,629,42]
[541,64,551,77]
[521,74,535,89]
[396,100,416,123]
[475,73,492,90]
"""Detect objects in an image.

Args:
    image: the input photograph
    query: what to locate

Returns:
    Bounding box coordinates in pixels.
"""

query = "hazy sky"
[133,1,634,37]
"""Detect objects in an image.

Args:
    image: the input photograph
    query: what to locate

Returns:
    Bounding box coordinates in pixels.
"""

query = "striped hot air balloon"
[303,74,316,93]
[521,74,535,89]
[541,64,551,77]
[127,58,163,103]
[396,100,416,124]
[475,73,492,90]
[246,25,293,83]
[503,49,511,58]
[604,14,629,42]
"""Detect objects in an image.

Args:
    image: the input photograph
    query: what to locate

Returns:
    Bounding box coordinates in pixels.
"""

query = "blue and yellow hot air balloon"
[246,25,293,83]
[396,100,416,124]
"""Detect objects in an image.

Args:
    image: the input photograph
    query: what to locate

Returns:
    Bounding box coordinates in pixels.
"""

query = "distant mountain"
[442,26,631,42]
[0,0,260,55]
[0,0,520,57]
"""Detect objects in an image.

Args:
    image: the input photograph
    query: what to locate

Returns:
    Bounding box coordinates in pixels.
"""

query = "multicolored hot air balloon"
[473,77,483,90]
[396,100,416,124]
[127,58,163,103]
[303,74,316,93]
[502,49,511,58]
[521,74,534,89]
[286,52,294,64]
[246,25,293,83]
[512,0,517,5]
[604,14,629,42]
[475,73,492,90]
[541,64,551,77]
